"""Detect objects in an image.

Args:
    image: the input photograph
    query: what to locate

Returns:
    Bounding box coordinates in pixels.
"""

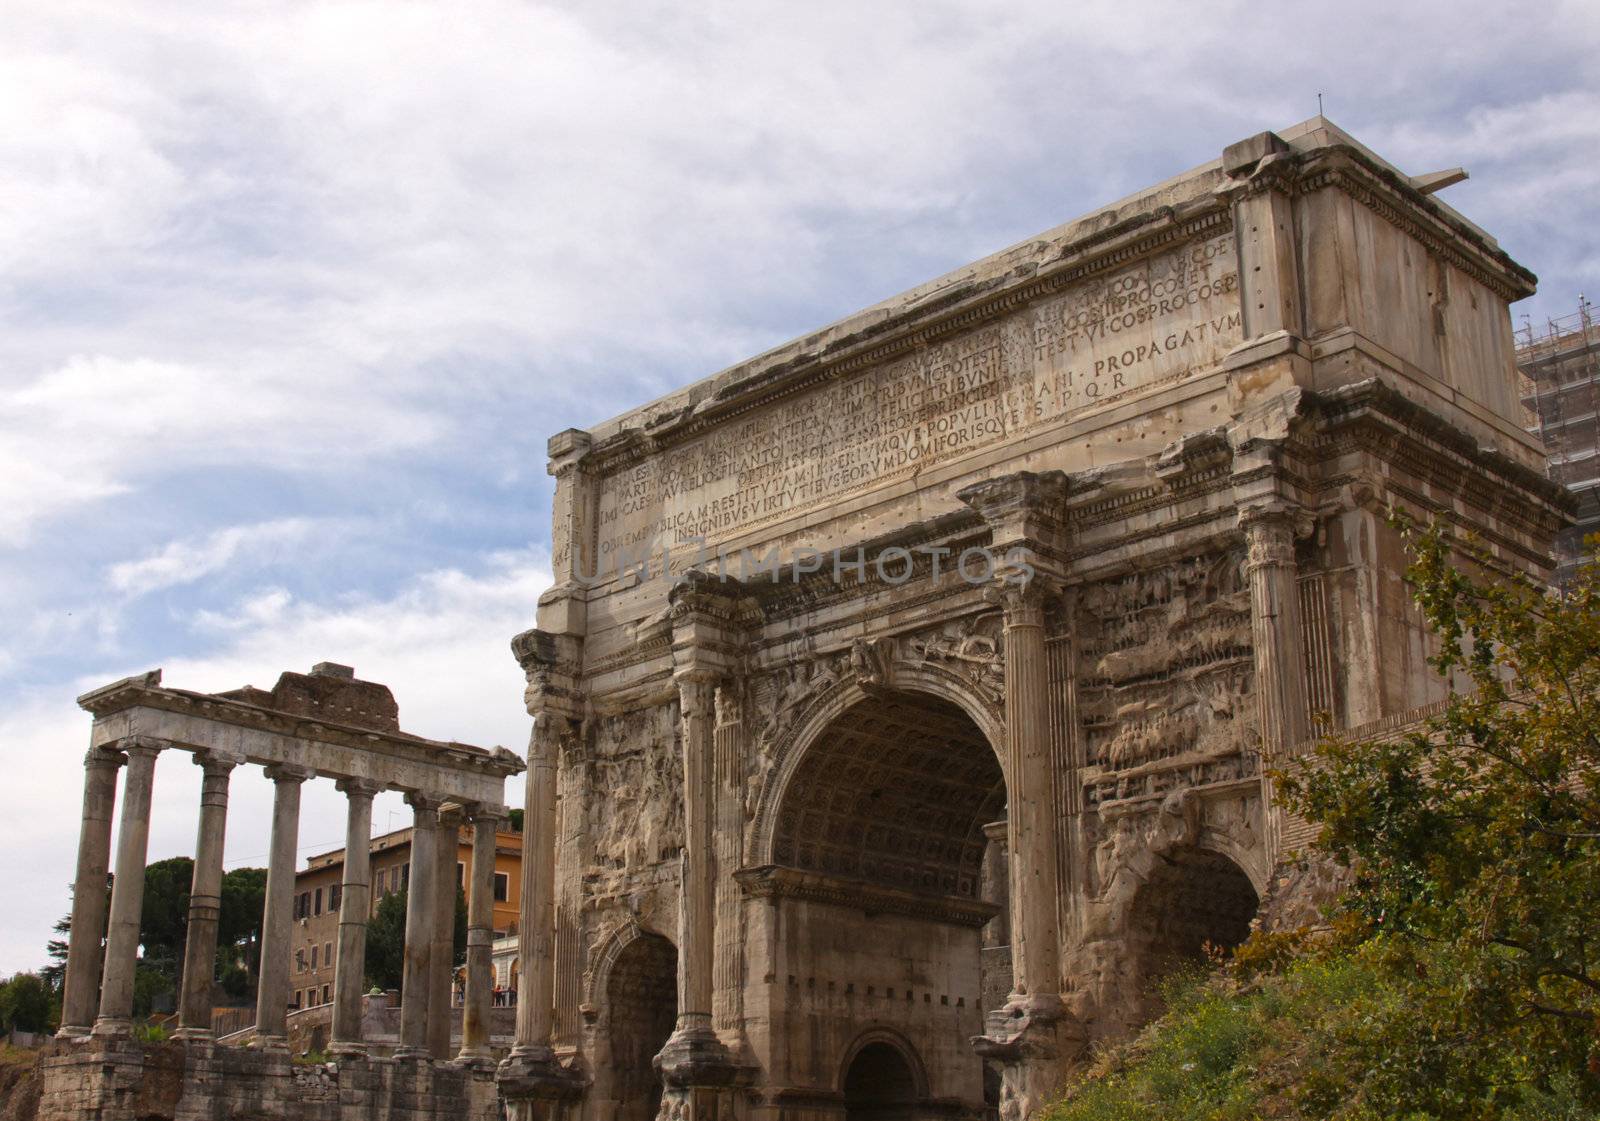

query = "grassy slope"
[1040,944,1591,1121]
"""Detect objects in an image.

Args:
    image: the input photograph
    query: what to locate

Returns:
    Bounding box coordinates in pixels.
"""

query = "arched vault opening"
[761,689,1004,1112]
[771,692,1006,899]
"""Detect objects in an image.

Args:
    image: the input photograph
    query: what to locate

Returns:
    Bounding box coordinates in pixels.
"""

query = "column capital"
[985,570,1062,627]
[83,746,126,771]
[676,675,718,720]
[336,776,384,799]
[192,750,242,777]
[117,735,166,761]
[405,790,446,815]
[713,682,743,728]
[264,763,313,785]
[467,802,510,827]
[1238,502,1310,570]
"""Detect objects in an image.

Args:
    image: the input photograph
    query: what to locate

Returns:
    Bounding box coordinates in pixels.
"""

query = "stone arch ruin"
[499,118,1570,1121]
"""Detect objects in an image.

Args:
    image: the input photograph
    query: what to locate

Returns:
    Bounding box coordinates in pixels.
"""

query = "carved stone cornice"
[545,427,593,479]
[956,470,1072,562]
[512,627,584,720]
[1216,137,1535,304]
[734,865,999,929]
[669,571,754,683]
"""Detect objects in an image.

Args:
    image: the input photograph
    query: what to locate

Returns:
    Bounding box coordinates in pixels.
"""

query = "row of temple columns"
[56,737,507,1065]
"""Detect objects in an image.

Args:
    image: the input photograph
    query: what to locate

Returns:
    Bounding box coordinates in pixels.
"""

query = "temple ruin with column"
[42,118,1571,1120]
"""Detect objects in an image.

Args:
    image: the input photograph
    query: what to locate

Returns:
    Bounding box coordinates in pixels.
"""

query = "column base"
[393,1045,432,1062]
[654,1025,743,1089]
[170,1026,214,1042]
[497,1047,585,1100]
[328,1040,369,1058]
[252,1033,289,1053]
[972,995,1085,1121]
[55,1024,93,1039]
[456,1045,496,1067]
[90,1017,133,1039]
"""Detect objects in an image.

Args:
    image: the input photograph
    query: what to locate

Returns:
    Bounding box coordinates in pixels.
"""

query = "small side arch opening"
[1127,845,1258,1021]
[843,1039,922,1121]
[605,931,678,1121]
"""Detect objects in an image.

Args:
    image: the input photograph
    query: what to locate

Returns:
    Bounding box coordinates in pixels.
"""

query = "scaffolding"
[1518,296,1600,584]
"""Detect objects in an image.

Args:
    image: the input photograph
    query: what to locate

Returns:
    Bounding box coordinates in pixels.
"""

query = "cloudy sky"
[2,0,1598,974]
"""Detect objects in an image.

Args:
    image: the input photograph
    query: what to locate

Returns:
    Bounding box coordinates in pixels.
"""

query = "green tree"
[216,866,268,994]
[42,913,71,992]
[137,856,193,983]
[1280,522,1600,1118]
[363,888,469,994]
[0,972,54,1033]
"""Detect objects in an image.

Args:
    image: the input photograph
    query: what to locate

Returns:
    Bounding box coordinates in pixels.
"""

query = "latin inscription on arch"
[594,231,1240,564]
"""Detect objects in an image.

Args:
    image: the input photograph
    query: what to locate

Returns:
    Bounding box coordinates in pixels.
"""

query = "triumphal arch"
[501,118,1568,1121]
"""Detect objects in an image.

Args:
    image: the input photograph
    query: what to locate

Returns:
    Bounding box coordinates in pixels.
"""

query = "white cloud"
[0,354,439,547]
[106,518,320,597]
[0,546,550,975]
[1,0,1596,546]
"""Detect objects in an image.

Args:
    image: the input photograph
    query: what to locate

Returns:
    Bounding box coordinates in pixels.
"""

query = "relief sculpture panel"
[1074,549,1256,809]
[586,706,684,891]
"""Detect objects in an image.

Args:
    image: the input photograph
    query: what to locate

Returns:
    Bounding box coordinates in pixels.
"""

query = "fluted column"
[459,806,502,1062]
[428,805,460,1059]
[512,715,559,1060]
[174,751,237,1039]
[1242,506,1310,866]
[397,792,441,1060]
[57,747,125,1037]
[710,683,746,1045]
[331,778,380,1055]
[93,739,162,1037]
[997,579,1062,1012]
[655,672,731,1083]
[255,764,310,1049]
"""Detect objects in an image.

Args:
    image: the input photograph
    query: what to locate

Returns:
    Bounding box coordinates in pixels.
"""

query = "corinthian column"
[331,778,380,1055]
[57,747,124,1038]
[959,471,1083,1120]
[996,578,1062,1012]
[710,683,746,1045]
[1241,505,1310,866]
[175,751,238,1040]
[255,764,310,1049]
[459,805,503,1062]
[657,673,725,1075]
[93,739,162,1037]
[396,792,441,1060]
[512,714,559,1061]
